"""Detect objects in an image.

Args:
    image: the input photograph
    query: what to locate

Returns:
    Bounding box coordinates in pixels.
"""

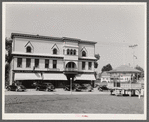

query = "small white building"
[101,72,110,83]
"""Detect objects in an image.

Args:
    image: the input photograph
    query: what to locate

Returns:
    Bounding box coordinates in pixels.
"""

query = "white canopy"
[43,73,67,80]
[14,73,42,80]
[75,74,96,80]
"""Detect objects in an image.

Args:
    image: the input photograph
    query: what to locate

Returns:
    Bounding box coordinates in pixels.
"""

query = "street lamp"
[70,78,72,95]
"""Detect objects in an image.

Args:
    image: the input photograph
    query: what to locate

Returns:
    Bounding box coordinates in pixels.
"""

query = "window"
[17,58,22,67]
[45,59,49,68]
[63,49,65,54]
[117,82,120,87]
[82,62,86,70]
[67,49,70,55]
[74,50,76,55]
[53,60,57,69]
[35,59,39,68]
[53,48,57,54]
[26,46,31,53]
[88,62,92,70]
[26,58,31,68]
[82,51,86,57]
[70,49,73,55]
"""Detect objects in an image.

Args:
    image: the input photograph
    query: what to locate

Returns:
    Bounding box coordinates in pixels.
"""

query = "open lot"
[5,94,144,114]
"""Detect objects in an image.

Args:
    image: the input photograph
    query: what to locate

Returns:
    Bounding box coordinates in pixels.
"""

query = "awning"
[14,73,42,80]
[75,74,96,80]
[43,73,67,80]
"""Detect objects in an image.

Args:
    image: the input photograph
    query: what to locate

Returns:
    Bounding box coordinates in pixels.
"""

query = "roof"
[12,52,64,58]
[79,57,97,61]
[108,65,141,73]
[11,33,97,44]
[101,72,110,77]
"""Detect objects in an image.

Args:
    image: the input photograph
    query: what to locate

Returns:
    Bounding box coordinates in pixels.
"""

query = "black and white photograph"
[2,2,146,120]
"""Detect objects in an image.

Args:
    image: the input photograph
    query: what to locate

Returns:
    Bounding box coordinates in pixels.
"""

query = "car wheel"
[36,88,39,91]
[7,87,11,91]
[46,88,49,92]
[88,90,92,92]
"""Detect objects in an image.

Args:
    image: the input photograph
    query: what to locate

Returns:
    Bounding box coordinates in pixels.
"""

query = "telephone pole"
[129,44,138,68]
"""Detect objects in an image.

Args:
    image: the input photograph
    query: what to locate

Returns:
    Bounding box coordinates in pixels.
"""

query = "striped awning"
[75,74,96,80]
[14,73,42,80]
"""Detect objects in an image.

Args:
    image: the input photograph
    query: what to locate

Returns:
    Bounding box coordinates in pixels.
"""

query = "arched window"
[26,46,31,53]
[67,49,70,55]
[70,49,73,55]
[74,50,76,55]
[53,48,57,54]
[82,51,86,57]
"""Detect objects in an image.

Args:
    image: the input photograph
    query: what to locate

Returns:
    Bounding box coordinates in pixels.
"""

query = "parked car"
[63,83,93,92]
[98,85,109,91]
[6,84,26,92]
[63,83,82,91]
[32,82,55,91]
[81,84,93,92]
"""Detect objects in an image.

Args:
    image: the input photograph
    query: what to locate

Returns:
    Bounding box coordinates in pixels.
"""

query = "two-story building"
[9,33,97,88]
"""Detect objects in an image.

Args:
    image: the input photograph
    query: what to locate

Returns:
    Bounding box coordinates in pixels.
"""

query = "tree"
[5,37,13,86]
[5,37,12,63]
[94,54,100,68]
[101,64,113,72]
[135,65,144,79]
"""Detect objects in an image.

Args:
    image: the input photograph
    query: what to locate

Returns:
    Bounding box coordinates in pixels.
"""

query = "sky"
[4,3,146,73]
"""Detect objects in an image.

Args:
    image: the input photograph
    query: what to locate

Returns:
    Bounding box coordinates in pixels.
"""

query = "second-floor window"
[45,59,49,68]
[35,59,39,68]
[26,58,31,68]
[82,51,86,57]
[67,49,70,55]
[82,62,85,70]
[53,60,57,69]
[66,49,76,55]
[74,50,76,55]
[53,48,57,54]
[17,58,22,67]
[26,46,32,53]
[70,49,73,55]
[88,62,92,70]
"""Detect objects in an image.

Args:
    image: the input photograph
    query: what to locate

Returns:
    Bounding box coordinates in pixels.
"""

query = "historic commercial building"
[9,33,97,88]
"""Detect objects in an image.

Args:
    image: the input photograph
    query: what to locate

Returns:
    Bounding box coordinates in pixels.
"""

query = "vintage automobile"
[32,82,55,91]
[81,84,93,92]
[6,84,26,92]
[98,85,109,91]
[63,83,82,91]
[63,83,93,92]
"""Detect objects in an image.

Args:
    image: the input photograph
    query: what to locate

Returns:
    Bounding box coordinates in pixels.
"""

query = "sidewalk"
[5,88,110,95]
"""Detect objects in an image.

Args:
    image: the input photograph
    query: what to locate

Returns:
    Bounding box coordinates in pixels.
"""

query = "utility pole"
[129,44,138,68]
[129,44,138,97]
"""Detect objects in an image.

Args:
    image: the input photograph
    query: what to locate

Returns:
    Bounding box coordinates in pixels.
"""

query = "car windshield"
[43,83,52,85]
[19,85,25,88]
